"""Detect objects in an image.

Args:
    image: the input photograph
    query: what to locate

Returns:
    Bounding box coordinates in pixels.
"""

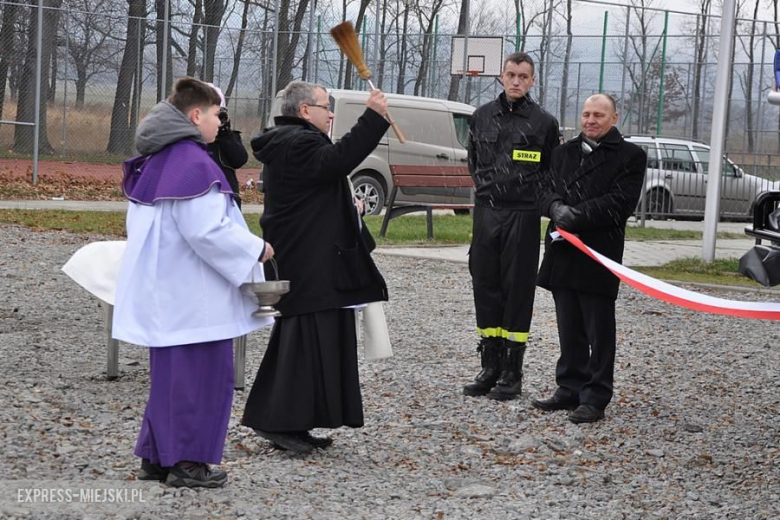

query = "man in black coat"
[463,52,560,401]
[533,94,646,423]
[241,81,390,452]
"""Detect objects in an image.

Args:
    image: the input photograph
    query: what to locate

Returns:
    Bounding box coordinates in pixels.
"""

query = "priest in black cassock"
[241,82,390,453]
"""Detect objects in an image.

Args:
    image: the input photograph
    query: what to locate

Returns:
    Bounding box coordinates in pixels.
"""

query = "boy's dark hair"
[167,77,221,114]
[503,52,535,74]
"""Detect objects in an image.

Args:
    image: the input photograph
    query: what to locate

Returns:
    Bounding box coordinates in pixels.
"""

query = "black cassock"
[242,109,389,431]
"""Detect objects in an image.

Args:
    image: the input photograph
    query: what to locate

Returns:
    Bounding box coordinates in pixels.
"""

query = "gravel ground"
[1,224,779,519]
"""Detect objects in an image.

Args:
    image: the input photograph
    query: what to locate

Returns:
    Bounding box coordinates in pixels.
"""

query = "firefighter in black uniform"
[462,52,560,401]
[533,94,645,423]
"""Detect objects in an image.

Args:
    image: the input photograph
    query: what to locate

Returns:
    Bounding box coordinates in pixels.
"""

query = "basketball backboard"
[450,37,504,77]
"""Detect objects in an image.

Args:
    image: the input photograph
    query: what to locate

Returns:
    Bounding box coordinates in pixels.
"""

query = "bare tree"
[202,0,226,81]
[64,0,123,108]
[375,0,393,90]
[108,0,147,154]
[558,0,572,127]
[396,0,410,94]
[14,0,63,154]
[342,0,371,89]
[735,0,761,151]
[185,0,203,77]
[447,0,468,101]
[276,0,311,90]
[155,0,173,99]
[224,0,250,99]
[0,0,19,118]
[618,0,659,134]
[412,0,445,96]
[690,0,711,140]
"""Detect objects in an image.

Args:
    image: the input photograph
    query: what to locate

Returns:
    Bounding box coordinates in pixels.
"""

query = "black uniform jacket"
[468,92,560,210]
[537,127,646,300]
[251,109,390,316]
[208,128,248,205]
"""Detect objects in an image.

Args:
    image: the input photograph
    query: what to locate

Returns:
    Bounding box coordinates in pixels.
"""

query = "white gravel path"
[0,224,778,519]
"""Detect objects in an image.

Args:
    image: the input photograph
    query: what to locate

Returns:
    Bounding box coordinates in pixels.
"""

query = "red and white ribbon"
[556,228,780,320]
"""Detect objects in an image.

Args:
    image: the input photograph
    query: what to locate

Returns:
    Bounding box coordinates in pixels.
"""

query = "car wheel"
[646,189,673,219]
[352,174,385,216]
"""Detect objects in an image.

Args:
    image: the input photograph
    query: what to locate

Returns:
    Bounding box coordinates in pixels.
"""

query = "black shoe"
[137,459,169,482]
[165,462,227,488]
[463,338,504,397]
[487,342,526,401]
[531,395,579,412]
[295,431,333,449]
[254,430,314,453]
[569,404,605,424]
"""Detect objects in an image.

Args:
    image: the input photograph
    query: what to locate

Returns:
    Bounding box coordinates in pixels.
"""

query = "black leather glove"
[550,201,582,230]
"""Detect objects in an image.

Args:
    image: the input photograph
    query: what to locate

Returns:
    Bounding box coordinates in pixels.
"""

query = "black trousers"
[551,288,616,409]
[469,205,540,344]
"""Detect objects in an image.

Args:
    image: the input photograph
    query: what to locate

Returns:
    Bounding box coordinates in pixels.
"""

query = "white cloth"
[62,241,127,305]
[362,302,393,360]
[112,186,272,347]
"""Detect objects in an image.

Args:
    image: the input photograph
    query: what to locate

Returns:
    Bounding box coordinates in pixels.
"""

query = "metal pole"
[160,0,169,101]
[361,17,367,56]
[755,21,768,173]
[599,11,608,91]
[271,0,280,99]
[429,15,438,97]
[32,0,43,183]
[685,62,692,138]
[575,62,582,120]
[373,0,380,72]
[305,0,316,81]
[315,15,321,83]
[656,10,669,136]
[702,0,737,262]
[620,7,630,121]
[515,13,521,51]
[460,0,470,102]
[134,16,143,129]
[202,22,208,80]
[61,4,69,156]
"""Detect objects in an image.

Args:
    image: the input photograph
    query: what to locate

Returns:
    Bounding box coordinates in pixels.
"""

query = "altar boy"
[113,77,274,488]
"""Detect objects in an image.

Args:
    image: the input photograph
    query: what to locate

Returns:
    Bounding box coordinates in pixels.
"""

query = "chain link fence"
[0,0,779,184]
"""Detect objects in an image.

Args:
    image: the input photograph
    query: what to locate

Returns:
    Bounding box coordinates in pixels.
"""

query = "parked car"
[625,135,780,220]
[262,89,475,215]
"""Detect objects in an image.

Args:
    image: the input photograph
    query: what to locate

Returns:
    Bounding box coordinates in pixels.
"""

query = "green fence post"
[656,10,669,136]
[516,13,522,51]
[599,11,608,91]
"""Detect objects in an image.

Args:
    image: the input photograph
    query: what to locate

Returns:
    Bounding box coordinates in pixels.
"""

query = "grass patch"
[625,225,744,241]
[363,214,472,245]
[635,257,763,288]
[0,209,747,246]
[365,214,745,245]
[1,210,767,288]
[0,209,127,236]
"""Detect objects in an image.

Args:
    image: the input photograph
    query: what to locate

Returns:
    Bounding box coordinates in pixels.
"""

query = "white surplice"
[112,186,272,347]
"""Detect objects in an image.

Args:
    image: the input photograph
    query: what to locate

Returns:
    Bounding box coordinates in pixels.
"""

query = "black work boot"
[463,338,504,397]
[488,341,526,401]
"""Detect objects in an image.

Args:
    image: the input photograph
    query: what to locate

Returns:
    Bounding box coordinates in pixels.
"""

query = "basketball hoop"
[456,70,480,77]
